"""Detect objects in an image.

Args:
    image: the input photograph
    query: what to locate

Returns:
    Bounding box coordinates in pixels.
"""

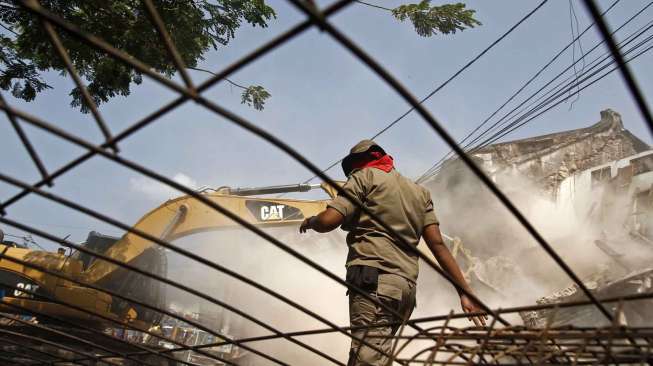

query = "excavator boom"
[85,191,329,284]
[0,182,338,328]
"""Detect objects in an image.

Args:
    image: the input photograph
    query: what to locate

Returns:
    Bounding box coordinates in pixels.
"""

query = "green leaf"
[0,0,276,111]
[0,36,51,102]
[240,85,270,111]
[392,1,481,37]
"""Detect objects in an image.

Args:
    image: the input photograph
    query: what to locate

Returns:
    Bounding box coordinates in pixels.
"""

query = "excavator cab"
[74,231,120,270]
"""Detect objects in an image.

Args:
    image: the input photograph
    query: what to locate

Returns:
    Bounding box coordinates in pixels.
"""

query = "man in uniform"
[299,140,486,366]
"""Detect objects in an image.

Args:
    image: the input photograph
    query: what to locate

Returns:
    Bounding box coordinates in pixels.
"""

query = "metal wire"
[38,16,118,154]
[0,215,318,366]
[0,0,353,211]
[0,336,72,365]
[463,13,653,153]
[298,0,551,185]
[582,0,653,138]
[0,312,129,366]
[440,21,653,168]
[0,0,651,364]
[474,32,653,150]
[0,291,189,366]
[0,92,51,190]
[287,0,612,321]
[0,170,401,364]
[4,0,507,333]
[0,255,248,365]
[416,0,642,183]
[0,327,108,366]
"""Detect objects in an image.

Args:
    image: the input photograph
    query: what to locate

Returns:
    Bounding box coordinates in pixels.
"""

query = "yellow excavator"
[0,183,355,331]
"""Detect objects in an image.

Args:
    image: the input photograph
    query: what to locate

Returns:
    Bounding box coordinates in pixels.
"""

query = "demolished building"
[439,109,649,196]
[428,109,653,326]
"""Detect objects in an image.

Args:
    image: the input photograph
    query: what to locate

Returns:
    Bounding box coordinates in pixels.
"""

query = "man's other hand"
[460,294,488,327]
[299,217,314,233]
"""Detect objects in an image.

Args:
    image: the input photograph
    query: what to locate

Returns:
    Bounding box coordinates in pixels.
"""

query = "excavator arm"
[84,188,331,285]
[0,183,340,328]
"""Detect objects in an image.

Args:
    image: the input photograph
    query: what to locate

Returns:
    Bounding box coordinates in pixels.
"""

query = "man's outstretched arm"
[422,223,488,326]
[299,208,344,233]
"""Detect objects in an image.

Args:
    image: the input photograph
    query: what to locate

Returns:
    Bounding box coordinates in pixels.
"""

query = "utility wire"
[467,17,653,150]
[417,18,653,183]
[420,25,653,182]
[582,0,653,139]
[4,232,47,251]
[418,23,653,182]
[297,0,549,185]
[416,0,651,182]
[416,0,628,182]
[465,44,653,162]
[477,32,653,150]
[461,17,653,154]
[568,0,587,110]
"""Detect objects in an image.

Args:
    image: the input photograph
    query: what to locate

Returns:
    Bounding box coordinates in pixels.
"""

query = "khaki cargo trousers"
[348,273,416,366]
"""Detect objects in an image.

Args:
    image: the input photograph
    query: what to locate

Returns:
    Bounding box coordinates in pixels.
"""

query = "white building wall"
[556,150,653,219]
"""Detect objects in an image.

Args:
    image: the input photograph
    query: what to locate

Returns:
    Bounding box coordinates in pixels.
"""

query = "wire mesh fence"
[0,0,652,364]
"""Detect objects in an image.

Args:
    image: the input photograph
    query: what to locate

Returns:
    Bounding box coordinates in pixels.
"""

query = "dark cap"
[341,139,386,176]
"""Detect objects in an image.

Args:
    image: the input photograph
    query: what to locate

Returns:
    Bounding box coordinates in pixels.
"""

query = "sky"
[1,2,653,359]
[0,1,652,252]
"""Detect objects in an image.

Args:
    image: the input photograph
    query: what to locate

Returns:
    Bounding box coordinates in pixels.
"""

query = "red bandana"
[351,151,394,173]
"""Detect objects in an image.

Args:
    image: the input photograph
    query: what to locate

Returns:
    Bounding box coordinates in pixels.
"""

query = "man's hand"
[422,224,489,327]
[460,294,488,327]
[299,216,314,233]
[299,209,344,233]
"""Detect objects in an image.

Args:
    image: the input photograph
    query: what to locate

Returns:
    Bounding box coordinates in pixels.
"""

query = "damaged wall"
[469,109,650,196]
[429,110,651,251]
[557,150,653,235]
[426,110,652,312]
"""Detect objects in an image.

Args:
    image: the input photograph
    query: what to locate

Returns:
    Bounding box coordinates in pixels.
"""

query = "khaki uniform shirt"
[328,168,438,282]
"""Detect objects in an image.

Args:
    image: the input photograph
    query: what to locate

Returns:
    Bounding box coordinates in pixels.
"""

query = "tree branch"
[354,0,392,11]
[188,66,247,89]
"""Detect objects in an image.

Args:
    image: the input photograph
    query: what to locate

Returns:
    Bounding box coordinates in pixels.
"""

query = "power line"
[416,0,629,182]
[567,0,587,110]
[582,0,653,139]
[416,1,651,182]
[463,16,653,153]
[417,22,653,183]
[419,23,653,182]
[298,0,549,185]
[5,0,653,362]
[478,33,653,149]
[3,232,47,251]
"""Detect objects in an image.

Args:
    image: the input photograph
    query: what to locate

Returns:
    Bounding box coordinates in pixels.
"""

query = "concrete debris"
[431,109,653,328]
[471,109,649,196]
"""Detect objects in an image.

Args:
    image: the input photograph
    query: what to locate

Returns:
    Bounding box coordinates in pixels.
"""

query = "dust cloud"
[164,222,483,364]
[161,165,647,363]
[426,162,652,319]
[166,227,351,364]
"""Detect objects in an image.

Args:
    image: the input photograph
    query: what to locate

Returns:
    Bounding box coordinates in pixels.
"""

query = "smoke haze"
[159,165,650,363]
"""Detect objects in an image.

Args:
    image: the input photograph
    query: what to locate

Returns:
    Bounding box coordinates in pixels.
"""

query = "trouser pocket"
[346,265,379,294]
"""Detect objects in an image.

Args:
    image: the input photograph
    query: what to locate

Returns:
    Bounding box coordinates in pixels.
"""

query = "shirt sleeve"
[423,191,439,228]
[327,170,369,220]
